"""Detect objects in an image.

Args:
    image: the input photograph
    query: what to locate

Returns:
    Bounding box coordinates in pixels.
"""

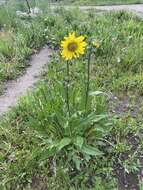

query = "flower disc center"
[67,42,78,52]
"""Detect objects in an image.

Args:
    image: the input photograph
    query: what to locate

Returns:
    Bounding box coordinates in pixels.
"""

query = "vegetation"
[57,0,143,5]
[0,1,143,190]
[0,1,47,93]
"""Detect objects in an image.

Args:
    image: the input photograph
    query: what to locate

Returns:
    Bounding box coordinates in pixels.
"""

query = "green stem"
[85,48,92,111]
[25,0,31,13]
[66,61,70,116]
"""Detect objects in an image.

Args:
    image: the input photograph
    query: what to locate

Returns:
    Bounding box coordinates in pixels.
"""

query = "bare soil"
[53,4,143,17]
[108,92,143,190]
[0,46,52,115]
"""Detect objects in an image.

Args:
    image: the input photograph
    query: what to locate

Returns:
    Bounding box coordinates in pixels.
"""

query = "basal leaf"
[73,136,84,149]
[89,91,104,96]
[57,137,71,151]
[81,144,103,156]
[32,147,57,161]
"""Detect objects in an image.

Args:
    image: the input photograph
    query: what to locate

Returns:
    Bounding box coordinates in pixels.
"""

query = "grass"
[58,0,143,5]
[0,2,143,190]
[46,8,143,93]
[0,2,48,93]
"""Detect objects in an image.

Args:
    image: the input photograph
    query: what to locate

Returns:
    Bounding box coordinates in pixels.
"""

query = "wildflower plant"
[61,32,87,60]
[30,32,112,174]
[92,40,100,49]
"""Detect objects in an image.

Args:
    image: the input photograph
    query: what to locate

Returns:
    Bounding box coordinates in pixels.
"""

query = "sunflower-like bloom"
[92,41,100,49]
[61,32,87,60]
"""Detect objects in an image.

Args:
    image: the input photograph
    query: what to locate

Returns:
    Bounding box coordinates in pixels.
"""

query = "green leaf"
[73,136,84,149]
[73,156,81,170]
[28,117,49,137]
[32,147,57,161]
[81,144,103,156]
[76,113,108,131]
[82,113,107,126]
[57,137,71,151]
[89,91,104,96]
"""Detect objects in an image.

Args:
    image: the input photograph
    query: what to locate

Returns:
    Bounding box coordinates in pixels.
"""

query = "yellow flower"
[61,32,87,60]
[92,41,100,49]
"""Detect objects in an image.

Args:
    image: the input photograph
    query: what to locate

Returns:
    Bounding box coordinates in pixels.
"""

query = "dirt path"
[79,4,143,11]
[51,4,143,17]
[86,4,143,17]
[0,46,52,115]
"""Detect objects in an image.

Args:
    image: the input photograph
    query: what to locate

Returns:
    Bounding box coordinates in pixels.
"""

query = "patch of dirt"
[108,92,143,190]
[108,92,143,117]
[114,134,141,190]
[32,175,48,190]
[52,4,143,18]
[0,46,52,115]
[114,164,139,190]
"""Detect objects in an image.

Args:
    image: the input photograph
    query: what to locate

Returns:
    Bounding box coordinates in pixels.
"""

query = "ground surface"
[52,4,143,17]
[59,0,143,5]
[0,3,143,190]
[0,46,51,115]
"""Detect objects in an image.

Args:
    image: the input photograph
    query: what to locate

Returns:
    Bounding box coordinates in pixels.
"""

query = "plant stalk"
[25,0,31,14]
[66,61,70,116]
[85,48,92,111]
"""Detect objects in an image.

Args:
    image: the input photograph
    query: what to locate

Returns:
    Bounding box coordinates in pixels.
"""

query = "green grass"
[58,0,143,5]
[44,8,143,93]
[0,3,143,190]
[0,3,48,93]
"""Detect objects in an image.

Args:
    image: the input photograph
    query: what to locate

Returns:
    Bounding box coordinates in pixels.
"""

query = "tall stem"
[66,61,70,116]
[85,48,92,111]
[25,0,31,13]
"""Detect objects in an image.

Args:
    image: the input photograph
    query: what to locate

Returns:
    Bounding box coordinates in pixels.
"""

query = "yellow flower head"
[61,32,87,60]
[92,41,100,49]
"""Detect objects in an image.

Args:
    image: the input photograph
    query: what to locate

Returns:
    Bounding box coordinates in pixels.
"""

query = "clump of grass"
[44,10,143,93]
[0,3,48,92]
[57,0,143,6]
